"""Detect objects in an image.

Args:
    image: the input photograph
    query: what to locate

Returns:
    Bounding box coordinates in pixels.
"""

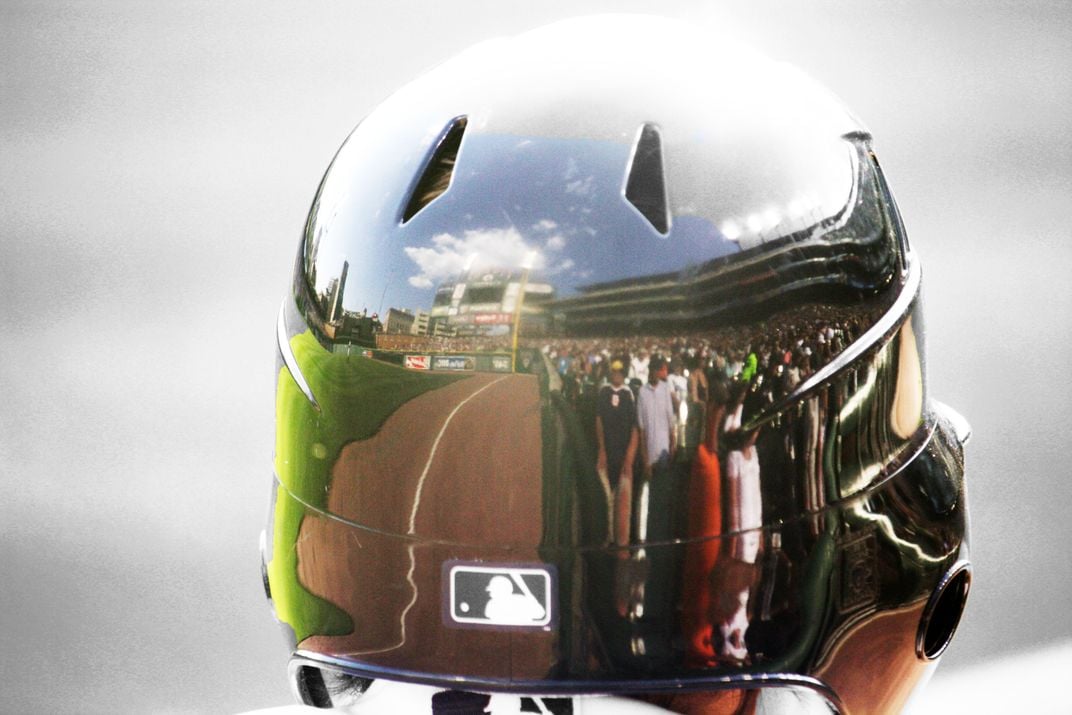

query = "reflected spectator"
[668,357,689,451]
[630,349,650,385]
[686,353,709,455]
[637,355,676,473]
[719,394,763,663]
[681,379,730,666]
[596,359,639,546]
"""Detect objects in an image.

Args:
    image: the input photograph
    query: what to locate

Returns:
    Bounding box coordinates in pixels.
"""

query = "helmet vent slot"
[402,115,467,223]
[624,122,670,235]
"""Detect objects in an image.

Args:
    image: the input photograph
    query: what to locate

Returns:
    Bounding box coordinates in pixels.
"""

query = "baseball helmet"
[263,15,971,713]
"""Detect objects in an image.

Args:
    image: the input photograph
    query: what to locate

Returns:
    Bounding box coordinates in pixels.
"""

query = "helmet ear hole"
[918,563,971,660]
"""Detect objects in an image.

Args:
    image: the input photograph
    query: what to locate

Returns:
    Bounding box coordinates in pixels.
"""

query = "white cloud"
[563,157,594,196]
[404,228,547,288]
[565,175,594,196]
[545,234,566,251]
[533,219,558,232]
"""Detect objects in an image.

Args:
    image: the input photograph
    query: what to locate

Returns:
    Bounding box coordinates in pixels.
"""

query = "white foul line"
[383,374,511,656]
[406,374,510,535]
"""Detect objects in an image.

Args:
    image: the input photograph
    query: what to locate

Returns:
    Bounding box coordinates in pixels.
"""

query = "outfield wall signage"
[404,355,431,370]
[432,355,475,372]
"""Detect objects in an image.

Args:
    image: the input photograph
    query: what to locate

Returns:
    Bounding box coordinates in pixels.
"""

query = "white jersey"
[725,447,763,564]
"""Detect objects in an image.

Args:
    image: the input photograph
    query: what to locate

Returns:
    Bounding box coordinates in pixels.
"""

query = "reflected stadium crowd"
[534,305,867,457]
[376,332,514,354]
[534,313,861,414]
[533,311,865,667]
[363,302,877,666]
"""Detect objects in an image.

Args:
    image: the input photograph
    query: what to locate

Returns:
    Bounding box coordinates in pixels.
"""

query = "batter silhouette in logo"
[484,575,546,625]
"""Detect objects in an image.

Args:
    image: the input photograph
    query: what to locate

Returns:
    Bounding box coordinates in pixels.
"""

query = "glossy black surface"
[266,16,970,714]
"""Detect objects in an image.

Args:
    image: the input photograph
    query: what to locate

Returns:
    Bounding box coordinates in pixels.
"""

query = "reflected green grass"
[269,331,469,641]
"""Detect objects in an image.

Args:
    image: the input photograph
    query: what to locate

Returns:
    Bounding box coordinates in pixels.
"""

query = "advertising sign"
[404,354,431,370]
[432,355,475,372]
[473,313,512,325]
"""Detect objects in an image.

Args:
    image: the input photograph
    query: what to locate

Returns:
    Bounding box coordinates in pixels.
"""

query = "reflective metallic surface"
[265,16,970,714]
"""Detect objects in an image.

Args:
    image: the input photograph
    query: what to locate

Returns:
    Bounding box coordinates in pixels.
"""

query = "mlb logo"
[444,562,555,629]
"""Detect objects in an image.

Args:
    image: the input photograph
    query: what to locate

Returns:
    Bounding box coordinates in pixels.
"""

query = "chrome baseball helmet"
[263,15,971,713]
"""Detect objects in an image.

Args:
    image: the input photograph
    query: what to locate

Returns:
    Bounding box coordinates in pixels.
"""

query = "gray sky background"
[1,1,1070,712]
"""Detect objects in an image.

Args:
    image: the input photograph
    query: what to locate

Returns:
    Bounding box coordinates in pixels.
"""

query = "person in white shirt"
[636,355,676,471]
[630,349,650,386]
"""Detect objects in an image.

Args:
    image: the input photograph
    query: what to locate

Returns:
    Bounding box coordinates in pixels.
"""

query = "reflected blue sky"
[315,133,740,315]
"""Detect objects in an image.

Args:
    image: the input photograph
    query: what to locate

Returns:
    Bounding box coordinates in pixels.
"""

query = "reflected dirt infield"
[324,371,543,543]
[297,372,553,675]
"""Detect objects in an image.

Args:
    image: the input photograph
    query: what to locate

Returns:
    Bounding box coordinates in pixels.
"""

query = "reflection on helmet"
[263,15,971,715]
